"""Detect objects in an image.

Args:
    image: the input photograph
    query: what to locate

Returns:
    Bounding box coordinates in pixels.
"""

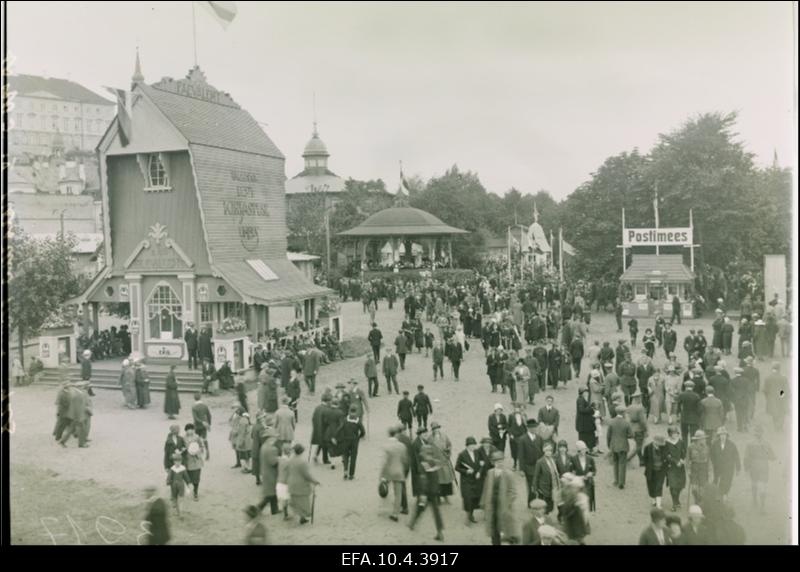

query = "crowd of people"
[53,261,790,545]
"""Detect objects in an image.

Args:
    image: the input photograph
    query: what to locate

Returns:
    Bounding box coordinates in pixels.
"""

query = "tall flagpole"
[559,227,564,281]
[550,230,554,270]
[192,1,198,66]
[689,208,695,272]
[507,226,512,280]
[622,208,627,273]
[654,181,660,256]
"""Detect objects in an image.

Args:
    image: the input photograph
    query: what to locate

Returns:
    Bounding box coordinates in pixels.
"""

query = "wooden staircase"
[37,365,206,393]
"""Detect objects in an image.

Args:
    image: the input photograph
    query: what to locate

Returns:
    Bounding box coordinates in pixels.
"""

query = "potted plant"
[317,296,341,319]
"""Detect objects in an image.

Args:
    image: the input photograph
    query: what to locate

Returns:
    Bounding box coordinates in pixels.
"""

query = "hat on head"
[653,434,666,444]
[742,341,752,346]
[716,426,728,436]
[465,436,477,446]
[431,421,441,430]
[705,386,715,394]
[688,505,704,517]
[692,429,706,440]
[335,382,346,389]
[490,450,504,462]
[480,437,493,445]
[591,370,600,378]
[82,349,91,357]
[526,418,539,428]
[530,499,547,510]
[494,403,504,411]
[575,440,588,451]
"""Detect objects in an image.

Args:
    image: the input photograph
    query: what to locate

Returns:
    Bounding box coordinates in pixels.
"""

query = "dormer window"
[138,153,172,192]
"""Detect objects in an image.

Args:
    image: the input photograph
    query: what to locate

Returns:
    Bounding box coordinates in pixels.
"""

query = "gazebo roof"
[338,207,469,237]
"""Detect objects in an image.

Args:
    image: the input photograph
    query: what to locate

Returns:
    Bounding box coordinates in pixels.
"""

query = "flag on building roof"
[199,1,238,29]
[105,87,135,146]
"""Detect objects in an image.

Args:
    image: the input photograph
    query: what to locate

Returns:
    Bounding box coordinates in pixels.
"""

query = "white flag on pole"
[198,1,238,29]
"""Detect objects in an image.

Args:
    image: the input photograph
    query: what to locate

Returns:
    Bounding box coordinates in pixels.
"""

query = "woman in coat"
[648,370,665,424]
[164,365,181,420]
[480,450,518,545]
[575,388,596,451]
[664,366,682,425]
[430,423,456,501]
[259,433,281,515]
[555,440,574,476]
[643,435,668,507]
[455,437,485,524]
[664,425,687,511]
[571,441,596,511]
[286,444,320,524]
[134,361,151,409]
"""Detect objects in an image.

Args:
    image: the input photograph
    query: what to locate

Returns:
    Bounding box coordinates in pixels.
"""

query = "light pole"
[52,208,67,238]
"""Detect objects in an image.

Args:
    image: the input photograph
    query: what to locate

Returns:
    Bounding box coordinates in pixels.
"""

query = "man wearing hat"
[183,322,198,370]
[488,403,508,455]
[663,322,678,360]
[729,367,749,432]
[627,389,648,465]
[338,405,366,480]
[521,498,553,545]
[677,380,701,446]
[408,431,445,542]
[382,347,400,395]
[518,417,543,506]
[683,329,697,363]
[381,426,409,522]
[743,425,774,513]
[699,386,724,446]
[710,426,740,501]
[607,405,633,489]
[683,505,709,545]
[480,450,518,545]
[347,378,369,423]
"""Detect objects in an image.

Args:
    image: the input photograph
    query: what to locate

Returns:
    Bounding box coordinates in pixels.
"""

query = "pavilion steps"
[36,366,206,393]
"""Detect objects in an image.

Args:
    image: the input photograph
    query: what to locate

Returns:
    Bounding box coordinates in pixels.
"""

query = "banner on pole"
[623,227,692,247]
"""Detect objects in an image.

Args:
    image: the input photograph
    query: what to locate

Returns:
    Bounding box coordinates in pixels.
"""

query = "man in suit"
[710,426,740,500]
[517,418,543,506]
[638,508,670,545]
[521,498,552,544]
[382,348,400,395]
[395,330,409,370]
[684,329,697,363]
[700,386,725,446]
[506,403,527,471]
[368,323,383,363]
[198,326,213,364]
[663,323,678,360]
[607,405,633,489]
[184,323,198,370]
[531,442,561,514]
[303,346,324,395]
[677,380,701,447]
[364,353,379,397]
[537,395,560,436]
[381,426,409,521]
[191,392,212,461]
[683,505,710,545]
[636,354,656,415]
[488,403,508,455]
[286,444,320,525]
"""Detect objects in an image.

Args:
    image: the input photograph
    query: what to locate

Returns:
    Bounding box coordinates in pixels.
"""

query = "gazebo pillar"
[391,237,400,265]
[448,239,453,268]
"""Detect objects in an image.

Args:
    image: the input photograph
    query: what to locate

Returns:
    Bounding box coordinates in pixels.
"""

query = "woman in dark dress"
[164,365,181,419]
[455,437,485,524]
[664,425,687,511]
[575,388,597,451]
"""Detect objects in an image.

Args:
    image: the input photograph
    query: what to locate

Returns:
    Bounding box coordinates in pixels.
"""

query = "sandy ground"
[9,301,793,545]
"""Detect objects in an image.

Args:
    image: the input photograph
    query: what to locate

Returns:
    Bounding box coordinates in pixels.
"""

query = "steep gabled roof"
[141,78,283,159]
[9,74,113,105]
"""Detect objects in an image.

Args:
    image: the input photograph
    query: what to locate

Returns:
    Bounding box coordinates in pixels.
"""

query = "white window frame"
[146,283,183,341]
[139,153,172,192]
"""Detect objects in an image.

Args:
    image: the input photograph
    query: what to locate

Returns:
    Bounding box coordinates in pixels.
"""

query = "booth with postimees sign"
[618,207,699,318]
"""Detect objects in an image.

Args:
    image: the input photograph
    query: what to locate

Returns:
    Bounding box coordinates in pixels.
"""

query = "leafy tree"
[9,227,83,363]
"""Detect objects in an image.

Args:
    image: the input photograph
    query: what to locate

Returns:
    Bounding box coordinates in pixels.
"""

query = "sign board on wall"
[623,228,693,247]
[146,344,184,359]
[764,255,786,303]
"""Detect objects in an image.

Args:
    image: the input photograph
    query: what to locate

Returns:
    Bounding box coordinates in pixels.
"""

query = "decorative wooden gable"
[125,222,194,272]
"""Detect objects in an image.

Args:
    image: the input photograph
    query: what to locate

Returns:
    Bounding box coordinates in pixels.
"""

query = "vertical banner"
[763,255,786,304]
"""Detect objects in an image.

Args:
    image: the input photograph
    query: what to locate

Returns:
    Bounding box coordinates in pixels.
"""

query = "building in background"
[8,74,116,157]
[71,60,332,367]
[285,122,346,209]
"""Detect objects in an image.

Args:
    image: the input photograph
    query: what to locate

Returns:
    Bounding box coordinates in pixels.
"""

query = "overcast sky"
[7,1,796,200]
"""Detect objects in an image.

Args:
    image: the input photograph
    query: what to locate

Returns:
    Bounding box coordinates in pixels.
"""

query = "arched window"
[147,284,183,340]
[147,153,170,188]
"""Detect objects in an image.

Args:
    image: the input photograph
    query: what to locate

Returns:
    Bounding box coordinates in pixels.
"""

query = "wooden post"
[559,227,564,281]
[448,239,453,268]
[622,208,627,273]
[507,226,512,279]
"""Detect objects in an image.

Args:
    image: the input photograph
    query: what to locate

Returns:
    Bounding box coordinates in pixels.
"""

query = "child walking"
[166,452,191,516]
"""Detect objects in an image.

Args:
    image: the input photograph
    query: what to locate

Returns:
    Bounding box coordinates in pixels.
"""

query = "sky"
[6,1,797,200]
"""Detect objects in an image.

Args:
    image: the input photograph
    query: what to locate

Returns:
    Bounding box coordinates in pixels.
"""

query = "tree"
[9,228,83,363]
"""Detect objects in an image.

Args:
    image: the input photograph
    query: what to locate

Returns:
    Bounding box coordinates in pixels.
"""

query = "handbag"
[378,479,389,498]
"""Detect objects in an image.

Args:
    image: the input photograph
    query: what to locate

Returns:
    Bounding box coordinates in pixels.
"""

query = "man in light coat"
[286,444,320,524]
[380,427,409,522]
[275,397,296,444]
[303,347,324,395]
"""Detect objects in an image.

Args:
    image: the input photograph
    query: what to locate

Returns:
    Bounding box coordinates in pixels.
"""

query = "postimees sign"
[623,227,692,247]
